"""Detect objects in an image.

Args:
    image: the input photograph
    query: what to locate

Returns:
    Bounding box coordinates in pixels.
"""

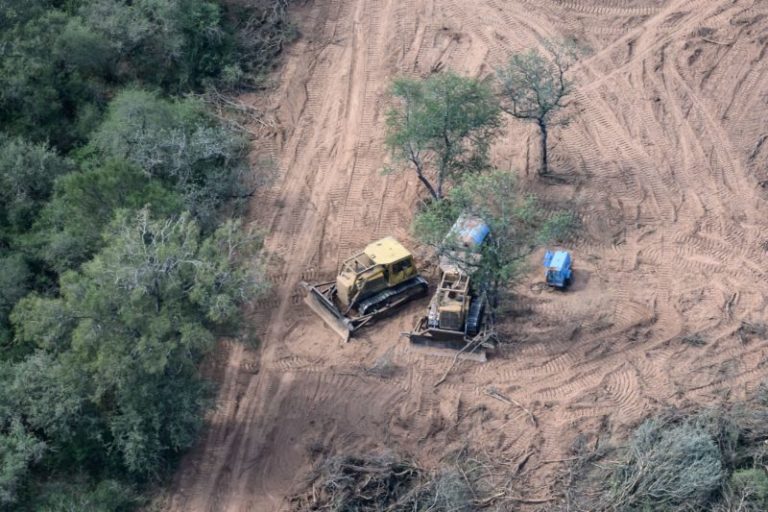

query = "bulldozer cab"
[338,253,378,284]
[387,257,415,285]
[336,237,417,308]
[363,237,417,286]
[431,270,471,331]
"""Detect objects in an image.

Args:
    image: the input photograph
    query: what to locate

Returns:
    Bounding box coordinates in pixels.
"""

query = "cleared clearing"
[166,0,768,509]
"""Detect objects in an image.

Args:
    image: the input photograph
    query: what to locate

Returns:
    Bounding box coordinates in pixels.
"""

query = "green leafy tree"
[413,170,571,305]
[0,0,289,506]
[0,136,72,241]
[0,256,31,349]
[36,160,182,273]
[0,353,96,476]
[386,72,501,199]
[9,209,266,480]
[22,478,140,512]
[0,137,71,348]
[0,0,48,29]
[497,41,581,175]
[81,0,227,91]
[0,418,46,507]
[0,10,112,148]
[88,90,258,230]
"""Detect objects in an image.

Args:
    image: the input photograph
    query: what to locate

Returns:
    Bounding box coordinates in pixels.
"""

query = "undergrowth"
[561,383,768,511]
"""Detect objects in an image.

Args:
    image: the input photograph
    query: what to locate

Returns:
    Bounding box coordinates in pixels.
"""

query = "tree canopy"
[497,40,581,175]
[3,210,264,505]
[386,72,501,199]
[0,0,286,508]
[413,170,571,304]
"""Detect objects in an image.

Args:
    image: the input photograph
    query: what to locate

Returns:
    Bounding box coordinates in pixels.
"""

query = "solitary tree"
[386,72,501,199]
[412,170,571,308]
[497,41,581,175]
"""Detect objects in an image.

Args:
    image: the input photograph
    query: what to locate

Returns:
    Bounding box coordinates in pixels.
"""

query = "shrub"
[608,418,724,510]
[728,469,768,509]
[23,478,140,512]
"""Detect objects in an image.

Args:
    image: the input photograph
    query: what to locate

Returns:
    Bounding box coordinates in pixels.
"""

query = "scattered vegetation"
[290,452,478,512]
[562,383,768,511]
[385,55,583,312]
[682,332,708,346]
[365,349,400,379]
[737,321,767,344]
[608,416,725,510]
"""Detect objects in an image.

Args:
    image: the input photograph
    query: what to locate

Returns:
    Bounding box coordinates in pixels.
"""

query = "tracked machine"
[301,237,428,341]
[405,215,496,361]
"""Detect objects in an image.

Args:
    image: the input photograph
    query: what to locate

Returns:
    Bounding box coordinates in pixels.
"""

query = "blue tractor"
[543,250,572,288]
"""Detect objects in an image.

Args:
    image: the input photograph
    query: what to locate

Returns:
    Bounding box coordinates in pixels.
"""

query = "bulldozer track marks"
[166,1,768,510]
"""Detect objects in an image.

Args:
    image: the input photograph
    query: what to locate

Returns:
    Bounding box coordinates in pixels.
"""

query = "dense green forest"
[0,0,291,509]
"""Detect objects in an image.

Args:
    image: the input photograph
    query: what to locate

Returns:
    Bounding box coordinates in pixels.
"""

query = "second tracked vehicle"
[301,237,428,341]
[405,215,496,361]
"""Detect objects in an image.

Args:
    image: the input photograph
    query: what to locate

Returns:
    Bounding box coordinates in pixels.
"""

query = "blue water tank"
[448,214,490,249]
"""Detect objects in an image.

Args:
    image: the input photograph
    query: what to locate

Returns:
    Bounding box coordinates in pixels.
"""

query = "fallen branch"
[433,339,481,387]
[484,388,537,426]
[540,456,580,464]
[515,450,534,475]
[701,37,735,46]
[196,90,278,130]
[508,495,557,504]
[473,490,506,506]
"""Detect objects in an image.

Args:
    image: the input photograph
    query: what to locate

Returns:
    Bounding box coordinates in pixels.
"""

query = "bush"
[0,136,72,238]
[727,469,768,510]
[417,468,474,512]
[22,478,140,512]
[88,89,253,230]
[608,418,724,510]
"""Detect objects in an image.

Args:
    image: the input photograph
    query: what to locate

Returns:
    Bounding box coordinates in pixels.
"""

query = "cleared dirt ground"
[166,0,768,509]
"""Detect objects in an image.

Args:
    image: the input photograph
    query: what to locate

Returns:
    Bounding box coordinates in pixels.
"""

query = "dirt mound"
[165,0,768,509]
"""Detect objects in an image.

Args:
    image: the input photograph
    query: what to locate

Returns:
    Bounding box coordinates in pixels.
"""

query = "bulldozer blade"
[302,285,353,342]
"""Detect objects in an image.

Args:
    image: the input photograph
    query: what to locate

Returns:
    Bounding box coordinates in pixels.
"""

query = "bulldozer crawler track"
[356,276,429,315]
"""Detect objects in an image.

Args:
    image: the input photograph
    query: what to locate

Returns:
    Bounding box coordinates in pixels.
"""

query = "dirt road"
[167,0,768,509]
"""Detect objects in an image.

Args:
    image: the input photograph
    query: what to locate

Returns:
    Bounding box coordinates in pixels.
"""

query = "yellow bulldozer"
[301,237,428,341]
[405,215,496,361]
[405,267,495,361]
